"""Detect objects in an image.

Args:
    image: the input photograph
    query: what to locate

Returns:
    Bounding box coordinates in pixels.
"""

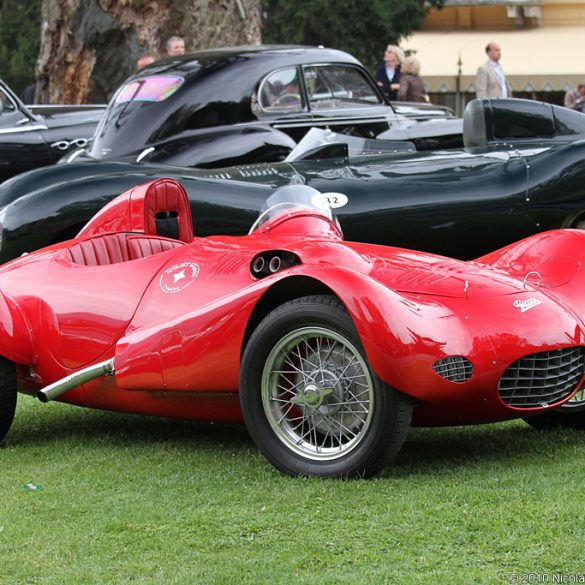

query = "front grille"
[498,347,585,408]
[433,356,474,383]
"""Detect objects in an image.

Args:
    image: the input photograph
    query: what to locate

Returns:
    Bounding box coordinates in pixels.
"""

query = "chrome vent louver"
[433,356,474,383]
[498,347,585,408]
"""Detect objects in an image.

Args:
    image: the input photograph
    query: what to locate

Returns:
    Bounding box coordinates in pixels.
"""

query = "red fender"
[282,264,500,400]
[476,229,585,287]
[0,291,35,363]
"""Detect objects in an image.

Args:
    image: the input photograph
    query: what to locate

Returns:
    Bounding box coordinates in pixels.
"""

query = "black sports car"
[61,45,458,169]
[0,79,104,182]
[1,97,585,265]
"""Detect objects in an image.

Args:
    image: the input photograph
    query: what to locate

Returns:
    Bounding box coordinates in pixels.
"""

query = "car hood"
[361,247,533,298]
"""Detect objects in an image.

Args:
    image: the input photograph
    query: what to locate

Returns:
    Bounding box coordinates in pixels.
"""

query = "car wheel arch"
[241,275,340,358]
[568,211,585,230]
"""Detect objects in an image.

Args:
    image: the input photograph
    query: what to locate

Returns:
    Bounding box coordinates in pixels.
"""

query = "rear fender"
[477,229,585,288]
[148,125,296,168]
[0,291,35,364]
[477,228,585,317]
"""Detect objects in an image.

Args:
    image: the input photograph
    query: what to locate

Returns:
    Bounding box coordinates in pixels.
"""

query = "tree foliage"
[262,0,443,71]
[0,0,42,93]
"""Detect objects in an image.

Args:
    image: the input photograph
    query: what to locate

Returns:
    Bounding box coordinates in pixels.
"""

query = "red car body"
[1,178,584,477]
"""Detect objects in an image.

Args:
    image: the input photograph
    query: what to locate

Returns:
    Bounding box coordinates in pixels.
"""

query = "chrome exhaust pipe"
[269,256,282,273]
[252,256,265,275]
[36,358,115,403]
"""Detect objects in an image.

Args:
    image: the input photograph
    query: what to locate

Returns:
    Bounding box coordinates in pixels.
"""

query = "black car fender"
[144,124,297,169]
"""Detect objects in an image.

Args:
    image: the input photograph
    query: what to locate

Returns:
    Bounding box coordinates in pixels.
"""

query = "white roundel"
[311,192,349,210]
[159,262,200,294]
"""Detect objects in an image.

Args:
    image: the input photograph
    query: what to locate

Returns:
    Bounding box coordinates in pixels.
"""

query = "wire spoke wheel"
[240,295,412,478]
[262,327,373,461]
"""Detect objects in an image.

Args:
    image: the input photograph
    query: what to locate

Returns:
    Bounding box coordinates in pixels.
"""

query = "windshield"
[285,127,415,162]
[248,185,337,235]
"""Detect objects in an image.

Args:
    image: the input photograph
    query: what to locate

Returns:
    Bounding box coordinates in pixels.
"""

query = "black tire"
[524,402,585,430]
[0,356,17,443]
[240,295,412,478]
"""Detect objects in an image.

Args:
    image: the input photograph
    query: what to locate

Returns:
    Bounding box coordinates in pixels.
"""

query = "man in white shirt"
[476,42,513,99]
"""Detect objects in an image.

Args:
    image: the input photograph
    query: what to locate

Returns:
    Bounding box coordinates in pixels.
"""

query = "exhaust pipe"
[36,358,115,403]
[252,256,265,275]
[269,256,282,273]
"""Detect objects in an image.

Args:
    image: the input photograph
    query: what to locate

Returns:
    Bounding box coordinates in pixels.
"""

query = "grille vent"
[498,347,585,408]
[433,356,474,383]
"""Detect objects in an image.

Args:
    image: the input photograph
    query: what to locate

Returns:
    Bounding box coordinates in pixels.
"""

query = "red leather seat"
[143,178,194,243]
[127,235,183,259]
[67,233,184,266]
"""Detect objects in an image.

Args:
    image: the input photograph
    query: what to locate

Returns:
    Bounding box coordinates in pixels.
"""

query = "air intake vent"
[499,347,585,408]
[433,356,474,383]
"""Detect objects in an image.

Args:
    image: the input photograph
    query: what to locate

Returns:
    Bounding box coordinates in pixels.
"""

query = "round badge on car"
[159,262,200,294]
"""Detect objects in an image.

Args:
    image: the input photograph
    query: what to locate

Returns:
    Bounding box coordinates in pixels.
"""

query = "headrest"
[463,99,487,148]
[143,178,193,243]
[78,178,194,241]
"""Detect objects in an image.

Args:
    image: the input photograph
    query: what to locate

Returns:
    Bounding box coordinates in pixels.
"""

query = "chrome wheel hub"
[261,326,374,461]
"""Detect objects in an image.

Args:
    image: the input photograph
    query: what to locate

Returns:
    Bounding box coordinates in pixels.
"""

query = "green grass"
[1,396,584,585]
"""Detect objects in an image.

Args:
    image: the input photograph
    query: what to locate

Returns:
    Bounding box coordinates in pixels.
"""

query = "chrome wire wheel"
[241,295,412,477]
[261,326,374,461]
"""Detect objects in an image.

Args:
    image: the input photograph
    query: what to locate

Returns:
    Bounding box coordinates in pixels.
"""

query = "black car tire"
[240,295,412,478]
[524,403,585,430]
[0,356,17,443]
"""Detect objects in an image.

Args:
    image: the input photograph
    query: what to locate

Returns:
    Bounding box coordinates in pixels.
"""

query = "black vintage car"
[61,45,458,169]
[2,97,585,264]
[0,79,104,182]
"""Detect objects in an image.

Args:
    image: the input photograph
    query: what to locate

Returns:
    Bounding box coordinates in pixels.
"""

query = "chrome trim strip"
[64,148,86,163]
[136,146,155,162]
[0,123,49,135]
[273,117,389,129]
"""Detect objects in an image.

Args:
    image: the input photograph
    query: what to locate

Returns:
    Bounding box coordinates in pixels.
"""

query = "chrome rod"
[36,358,115,403]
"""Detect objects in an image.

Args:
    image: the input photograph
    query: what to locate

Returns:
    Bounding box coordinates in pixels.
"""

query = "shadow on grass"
[386,422,584,477]
[6,397,584,477]
[8,398,253,452]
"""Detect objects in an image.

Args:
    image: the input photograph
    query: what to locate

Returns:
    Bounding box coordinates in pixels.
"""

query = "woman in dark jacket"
[374,45,404,101]
[397,56,427,103]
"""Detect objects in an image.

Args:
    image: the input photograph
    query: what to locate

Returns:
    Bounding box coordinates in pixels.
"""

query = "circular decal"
[159,262,200,294]
[311,192,349,210]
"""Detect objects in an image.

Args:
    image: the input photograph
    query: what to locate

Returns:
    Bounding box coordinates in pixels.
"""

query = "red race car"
[1,178,584,478]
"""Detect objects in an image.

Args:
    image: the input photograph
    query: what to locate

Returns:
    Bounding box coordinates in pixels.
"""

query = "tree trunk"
[37,0,261,103]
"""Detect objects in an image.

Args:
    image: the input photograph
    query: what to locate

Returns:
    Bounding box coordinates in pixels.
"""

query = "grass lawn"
[0,395,584,584]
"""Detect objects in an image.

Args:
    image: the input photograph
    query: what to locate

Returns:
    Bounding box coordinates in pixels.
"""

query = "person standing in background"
[564,83,585,110]
[374,45,404,101]
[397,56,427,102]
[166,36,185,57]
[136,55,155,70]
[476,42,512,99]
